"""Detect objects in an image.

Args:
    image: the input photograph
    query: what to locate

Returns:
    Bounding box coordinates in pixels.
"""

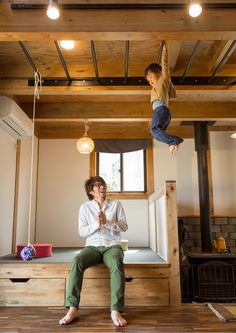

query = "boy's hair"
[144,63,162,78]
[84,176,106,200]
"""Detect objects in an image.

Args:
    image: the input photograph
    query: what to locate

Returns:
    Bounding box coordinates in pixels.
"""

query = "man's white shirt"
[79,199,128,247]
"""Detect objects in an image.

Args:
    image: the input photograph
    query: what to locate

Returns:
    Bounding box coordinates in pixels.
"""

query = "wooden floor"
[0,304,236,333]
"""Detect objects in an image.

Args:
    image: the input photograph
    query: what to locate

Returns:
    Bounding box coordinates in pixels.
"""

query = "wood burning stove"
[181,253,236,303]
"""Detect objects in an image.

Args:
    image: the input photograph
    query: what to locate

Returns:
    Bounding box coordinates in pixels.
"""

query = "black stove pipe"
[194,122,212,252]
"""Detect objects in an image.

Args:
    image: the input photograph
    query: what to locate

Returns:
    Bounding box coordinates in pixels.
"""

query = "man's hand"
[98,210,106,225]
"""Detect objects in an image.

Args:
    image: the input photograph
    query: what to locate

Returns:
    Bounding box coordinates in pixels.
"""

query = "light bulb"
[76,137,94,154]
[230,133,236,139]
[189,3,202,17]
[60,40,75,50]
[47,0,60,20]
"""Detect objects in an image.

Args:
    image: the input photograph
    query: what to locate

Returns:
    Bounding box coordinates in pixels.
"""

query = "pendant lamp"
[76,121,94,154]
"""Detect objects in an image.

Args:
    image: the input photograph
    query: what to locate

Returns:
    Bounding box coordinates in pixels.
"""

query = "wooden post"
[89,150,96,177]
[11,140,21,253]
[165,181,181,306]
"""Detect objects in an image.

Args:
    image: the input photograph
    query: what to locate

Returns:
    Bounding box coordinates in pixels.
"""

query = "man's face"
[90,181,107,201]
[146,71,159,87]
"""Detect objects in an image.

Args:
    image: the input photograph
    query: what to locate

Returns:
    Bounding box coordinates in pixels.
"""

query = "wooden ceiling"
[0,0,236,139]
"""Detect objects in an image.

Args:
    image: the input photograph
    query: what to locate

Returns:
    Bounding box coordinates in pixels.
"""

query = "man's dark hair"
[144,63,162,78]
[85,176,106,200]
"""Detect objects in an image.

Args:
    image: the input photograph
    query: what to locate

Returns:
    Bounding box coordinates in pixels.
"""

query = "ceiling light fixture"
[47,0,60,20]
[230,133,236,139]
[188,1,202,17]
[76,121,95,154]
[60,40,75,50]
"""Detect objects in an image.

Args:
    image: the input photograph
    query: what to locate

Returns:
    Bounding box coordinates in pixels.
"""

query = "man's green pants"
[65,245,125,311]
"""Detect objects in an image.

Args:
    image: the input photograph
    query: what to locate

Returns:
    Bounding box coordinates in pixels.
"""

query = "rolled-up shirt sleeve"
[161,44,170,79]
[105,201,128,232]
[79,204,100,238]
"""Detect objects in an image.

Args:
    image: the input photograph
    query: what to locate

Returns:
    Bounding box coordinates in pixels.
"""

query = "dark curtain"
[94,139,152,153]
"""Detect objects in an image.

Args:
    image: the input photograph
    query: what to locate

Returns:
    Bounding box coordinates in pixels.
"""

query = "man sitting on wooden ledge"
[60,176,128,327]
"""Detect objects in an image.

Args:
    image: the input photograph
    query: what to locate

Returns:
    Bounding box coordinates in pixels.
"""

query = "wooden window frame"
[90,146,154,199]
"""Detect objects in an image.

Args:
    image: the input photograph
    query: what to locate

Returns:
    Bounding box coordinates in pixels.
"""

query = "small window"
[97,150,146,192]
[90,146,153,199]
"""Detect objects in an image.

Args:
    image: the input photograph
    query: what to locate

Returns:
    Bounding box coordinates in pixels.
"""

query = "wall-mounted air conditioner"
[0,96,33,139]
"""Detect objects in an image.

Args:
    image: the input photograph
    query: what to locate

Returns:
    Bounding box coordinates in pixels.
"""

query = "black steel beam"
[124,41,129,80]
[181,40,201,80]
[18,41,38,73]
[54,41,71,83]
[194,121,212,253]
[11,3,236,10]
[27,76,236,86]
[174,76,236,85]
[90,41,99,81]
[181,121,215,126]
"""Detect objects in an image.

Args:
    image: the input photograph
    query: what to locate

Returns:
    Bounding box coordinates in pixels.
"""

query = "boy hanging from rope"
[145,41,183,154]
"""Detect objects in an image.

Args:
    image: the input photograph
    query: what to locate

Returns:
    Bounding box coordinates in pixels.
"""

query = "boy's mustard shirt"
[150,45,176,107]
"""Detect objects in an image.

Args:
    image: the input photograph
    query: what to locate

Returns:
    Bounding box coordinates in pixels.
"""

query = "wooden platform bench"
[0,262,170,307]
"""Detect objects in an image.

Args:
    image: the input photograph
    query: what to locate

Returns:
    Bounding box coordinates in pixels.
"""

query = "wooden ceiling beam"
[11,90,236,103]
[168,41,182,73]
[35,122,236,140]
[209,40,236,76]
[1,32,236,43]
[208,40,233,74]
[21,102,236,120]
[1,5,236,41]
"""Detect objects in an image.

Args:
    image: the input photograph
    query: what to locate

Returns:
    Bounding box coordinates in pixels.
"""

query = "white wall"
[35,133,236,248]
[153,139,199,216]
[153,131,236,216]
[175,139,199,215]
[1,127,235,255]
[16,136,38,245]
[36,139,89,246]
[153,141,177,193]
[149,202,156,251]
[36,139,149,247]
[0,129,38,255]
[156,195,168,260]
[0,129,16,255]
[120,199,148,247]
[211,132,236,215]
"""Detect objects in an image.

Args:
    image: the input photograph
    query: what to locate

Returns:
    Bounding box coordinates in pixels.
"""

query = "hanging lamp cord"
[27,70,42,245]
[84,120,89,137]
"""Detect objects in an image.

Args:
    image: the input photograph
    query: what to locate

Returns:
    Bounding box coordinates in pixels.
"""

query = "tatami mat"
[0,247,165,263]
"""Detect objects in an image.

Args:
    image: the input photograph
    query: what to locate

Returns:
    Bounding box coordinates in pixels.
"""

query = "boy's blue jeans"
[151,106,183,146]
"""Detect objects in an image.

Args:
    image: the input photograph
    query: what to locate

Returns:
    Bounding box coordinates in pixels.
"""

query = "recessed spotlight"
[60,40,75,50]
[47,0,60,20]
[189,2,202,17]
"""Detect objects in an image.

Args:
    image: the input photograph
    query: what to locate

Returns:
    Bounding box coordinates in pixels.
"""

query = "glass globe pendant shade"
[47,0,60,20]
[189,2,202,17]
[76,136,94,154]
[230,133,236,139]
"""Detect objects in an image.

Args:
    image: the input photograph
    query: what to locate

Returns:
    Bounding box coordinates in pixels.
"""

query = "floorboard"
[0,304,236,333]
